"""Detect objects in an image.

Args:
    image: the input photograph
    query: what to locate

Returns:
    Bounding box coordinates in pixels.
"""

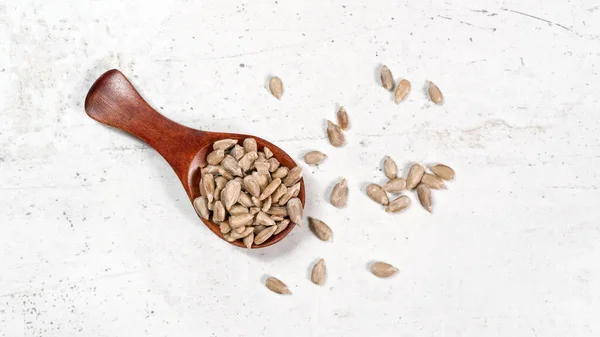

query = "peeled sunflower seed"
[383,156,398,180]
[265,277,291,295]
[223,233,236,242]
[207,149,225,165]
[201,165,219,176]
[239,151,259,172]
[287,198,303,226]
[253,224,266,234]
[253,172,269,190]
[330,178,348,208]
[311,259,326,285]
[256,211,276,227]
[406,163,425,190]
[417,183,433,213]
[264,147,273,159]
[259,178,282,201]
[243,175,261,197]
[267,206,288,217]
[215,176,228,189]
[229,204,249,215]
[421,173,446,189]
[219,221,231,234]
[428,81,443,105]
[270,215,284,221]
[213,201,226,222]
[274,219,290,235]
[222,155,243,177]
[254,226,277,245]
[221,180,242,210]
[269,77,283,99]
[230,226,253,239]
[251,196,262,208]
[371,261,398,278]
[380,65,395,91]
[394,79,411,104]
[249,207,260,215]
[267,157,280,172]
[385,195,410,213]
[309,217,332,241]
[243,138,258,153]
[230,145,245,161]
[243,232,254,249]
[326,120,345,147]
[213,139,238,151]
[217,166,234,180]
[272,166,289,179]
[254,161,270,175]
[283,166,302,187]
[202,174,215,203]
[238,193,254,207]
[366,184,389,205]
[304,151,327,165]
[430,164,455,180]
[337,106,349,130]
[271,184,288,204]
[229,214,254,228]
[261,196,272,212]
[193,197,210,220]
[234,226,246,234]
[382,178,406,193]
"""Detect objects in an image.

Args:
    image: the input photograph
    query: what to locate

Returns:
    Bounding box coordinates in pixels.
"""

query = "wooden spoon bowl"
[84,69,305,248]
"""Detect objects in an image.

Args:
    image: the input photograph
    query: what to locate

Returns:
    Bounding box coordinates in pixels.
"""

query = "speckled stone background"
[1,1,600,336]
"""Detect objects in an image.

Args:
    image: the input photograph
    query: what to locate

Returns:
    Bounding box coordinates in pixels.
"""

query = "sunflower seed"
[251,196,262,208]
[207,149,225,165]
[267,157,280,172]
[385,195,410,213]
[253,224,267,234]
[326,120,345,147]
[270,215,284,221]
[304,151,327,165]
[309,217,332,241]
[287,198,303,226]
[261,196,272,212]
[213,139,238,151]
[269,77,283,99]
[311,259,326,285]
[265,277,291,295]
[234,226,246,234]
[337,106,349,130]
[207,199,214,211]
[421,173,446,189]
[230,226,253,239]
[256,152,267,162]
[217,165,234,180]
[249,207,260,215]
[215,176,228,189]
[243,232,254,249]
[238,151,259,172]
[222,155,243,177]
[193,197,210,219]
[264,147,273,159]
[238,192,254,207]
[259,178,282,201]
[272,166,289,179]
[230,145,245,161]
[256,211,276,227]
[383,156,398,180]
[371,261,398,278]
[254,161,270,175]
[223,233,236,242]
[221,180,242,210]
[274,219,290,235]
[253,172,269,190]
[267,206,288,217]
[394,79,411,104]
[428,81,443,105]
[417,183,432,213]
[380,65,394,91]
[201,165,219,176]
[406,164,425,190]
[243,175,261,197]
[330,178,348,208]
[229,214,254,228]
[366,184,389,205]
[213,201,226,222]
[283,166,302,187]
[382,178,406,193]
[202,174,215,203]
[430,164,455,180]
[271,184,288,204]
[254,226,277,245]
[243,138,258,152]
[229,204,249,215]
[219,221,231,234]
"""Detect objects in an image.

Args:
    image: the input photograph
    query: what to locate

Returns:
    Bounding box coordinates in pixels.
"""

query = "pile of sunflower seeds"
[193,138,304,248]
[366,157,455,213]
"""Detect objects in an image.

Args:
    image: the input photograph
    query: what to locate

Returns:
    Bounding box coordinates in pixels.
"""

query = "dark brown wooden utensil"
[84,69,305,248]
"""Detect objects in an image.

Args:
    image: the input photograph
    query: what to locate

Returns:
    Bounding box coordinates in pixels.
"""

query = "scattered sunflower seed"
[430,164,455,180]
[417,183,432,213]
[371,262,398,278]
[421,173,446,189]
[394,79,411,104]
[383,156,398,180]
[380,65,394,91]
[309,217,332,241]
[330,178,348,208]
[265,277,291,294]
[269,77,283,99]
[311,259,327,285]
[385,195,410,213]
[326,120,345,147]
[304,151,327,165]
[406,163,425,190]
[428,81,443,105]
[337,106,349,130]
[382,178,406,193]
[366,184,389,205]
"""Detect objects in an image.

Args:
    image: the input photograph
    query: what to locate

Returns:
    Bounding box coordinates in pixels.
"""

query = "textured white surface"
[1,0,600,336]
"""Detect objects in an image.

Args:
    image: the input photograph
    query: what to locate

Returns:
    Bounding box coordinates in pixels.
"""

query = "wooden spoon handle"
[84,69,205,180]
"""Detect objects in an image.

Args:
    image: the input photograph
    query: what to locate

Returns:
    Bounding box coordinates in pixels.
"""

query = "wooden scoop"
[84,69,305,248]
